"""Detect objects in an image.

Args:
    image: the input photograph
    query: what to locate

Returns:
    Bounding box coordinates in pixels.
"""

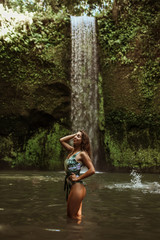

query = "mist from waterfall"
[70,16,99,167]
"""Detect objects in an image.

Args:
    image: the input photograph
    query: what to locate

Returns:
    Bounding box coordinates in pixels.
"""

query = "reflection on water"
[0,171,160,240]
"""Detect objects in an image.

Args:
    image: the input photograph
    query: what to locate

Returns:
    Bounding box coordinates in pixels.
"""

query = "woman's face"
[73,131,82,147]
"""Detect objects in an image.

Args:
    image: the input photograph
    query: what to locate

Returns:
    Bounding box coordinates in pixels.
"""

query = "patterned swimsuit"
[64,151,83,201]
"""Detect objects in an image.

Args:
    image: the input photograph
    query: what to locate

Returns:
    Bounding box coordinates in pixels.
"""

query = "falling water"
[70,16,99,167]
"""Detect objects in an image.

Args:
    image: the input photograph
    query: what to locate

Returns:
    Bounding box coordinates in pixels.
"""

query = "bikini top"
[64,151,83,176]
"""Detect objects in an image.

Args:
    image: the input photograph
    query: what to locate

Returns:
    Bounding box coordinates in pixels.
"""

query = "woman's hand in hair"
[59,133,76,151]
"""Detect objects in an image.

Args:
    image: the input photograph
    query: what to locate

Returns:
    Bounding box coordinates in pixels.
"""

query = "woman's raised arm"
[59,133,76,152]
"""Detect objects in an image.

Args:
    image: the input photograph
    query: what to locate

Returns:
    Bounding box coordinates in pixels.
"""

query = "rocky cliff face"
[0,1,160,172]
[0,8,71,169]
[98,0,160,172]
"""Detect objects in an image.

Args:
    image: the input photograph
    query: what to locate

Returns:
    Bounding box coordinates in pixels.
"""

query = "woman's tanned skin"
[60,131,95,221]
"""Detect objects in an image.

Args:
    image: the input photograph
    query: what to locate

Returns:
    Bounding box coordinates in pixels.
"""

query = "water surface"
[0,171,160,240]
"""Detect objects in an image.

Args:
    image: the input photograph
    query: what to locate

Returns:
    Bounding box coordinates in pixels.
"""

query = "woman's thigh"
[67,183,86,217]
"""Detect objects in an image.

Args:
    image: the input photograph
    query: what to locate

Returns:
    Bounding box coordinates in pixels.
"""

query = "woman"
[60,130,95,220]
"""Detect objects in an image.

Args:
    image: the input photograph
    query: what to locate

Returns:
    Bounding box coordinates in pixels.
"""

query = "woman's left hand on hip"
[69,173,78,182]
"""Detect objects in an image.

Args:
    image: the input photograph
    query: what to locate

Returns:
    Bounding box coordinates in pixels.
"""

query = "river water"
[0,171,160,240]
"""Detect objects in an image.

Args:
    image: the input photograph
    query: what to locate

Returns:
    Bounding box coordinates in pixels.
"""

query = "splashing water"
[130,169,143,188]
[106,170,160,194]
[70,16,99,166]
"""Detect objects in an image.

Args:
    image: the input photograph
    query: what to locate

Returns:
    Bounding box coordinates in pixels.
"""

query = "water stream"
[70,16,99,167]
[0,171,160,240]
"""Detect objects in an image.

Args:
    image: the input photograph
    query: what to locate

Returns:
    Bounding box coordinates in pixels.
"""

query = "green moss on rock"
[12,123,69,170]
[105,130,160,172]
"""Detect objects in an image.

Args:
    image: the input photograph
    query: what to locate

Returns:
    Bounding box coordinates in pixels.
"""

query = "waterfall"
[70,16,99,167]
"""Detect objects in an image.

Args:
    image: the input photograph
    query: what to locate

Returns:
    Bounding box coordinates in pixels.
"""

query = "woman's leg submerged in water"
[67,183,86,219]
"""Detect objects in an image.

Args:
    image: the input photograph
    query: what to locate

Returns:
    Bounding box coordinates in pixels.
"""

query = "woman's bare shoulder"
[80,151,89,159]
[80,151,86,155]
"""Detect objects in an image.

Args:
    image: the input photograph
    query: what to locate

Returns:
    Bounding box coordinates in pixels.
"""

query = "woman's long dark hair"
[80,130,91,158]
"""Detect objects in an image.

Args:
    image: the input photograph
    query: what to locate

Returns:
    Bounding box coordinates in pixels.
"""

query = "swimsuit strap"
[69,151,81,159]
[73,151,81,156]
